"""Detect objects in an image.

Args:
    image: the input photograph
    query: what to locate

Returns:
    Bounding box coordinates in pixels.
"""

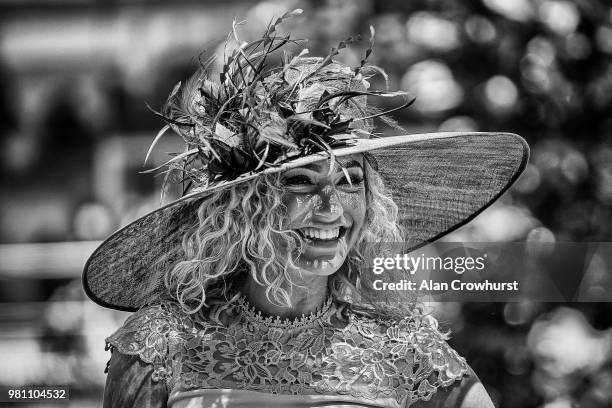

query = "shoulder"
[346,308,473,406]
[398,313,469,386]
[399,313,470,379]
[103,303,191,407]
[105,301,195,371]
[104,352,169,408]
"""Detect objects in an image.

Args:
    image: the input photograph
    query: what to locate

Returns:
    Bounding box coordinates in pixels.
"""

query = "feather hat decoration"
[144,9,414,197]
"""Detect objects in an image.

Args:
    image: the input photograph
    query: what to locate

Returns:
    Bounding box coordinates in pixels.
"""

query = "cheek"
[338,189,367,225]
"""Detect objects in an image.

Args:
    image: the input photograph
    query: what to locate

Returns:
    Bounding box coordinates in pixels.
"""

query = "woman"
[83,10,529,408]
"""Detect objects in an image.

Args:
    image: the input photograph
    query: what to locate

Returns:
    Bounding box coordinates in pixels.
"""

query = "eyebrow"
[339,159,364,170]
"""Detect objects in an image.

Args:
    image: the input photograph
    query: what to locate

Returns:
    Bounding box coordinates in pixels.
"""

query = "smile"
[297,227,347,241]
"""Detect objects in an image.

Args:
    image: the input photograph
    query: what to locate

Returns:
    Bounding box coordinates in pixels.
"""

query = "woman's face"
[281,154,367,276]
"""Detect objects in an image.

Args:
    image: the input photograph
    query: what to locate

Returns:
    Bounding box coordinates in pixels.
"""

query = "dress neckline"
[235,293,335,329]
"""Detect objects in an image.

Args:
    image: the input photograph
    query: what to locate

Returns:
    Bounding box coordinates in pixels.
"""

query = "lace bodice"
[106,299,469,408]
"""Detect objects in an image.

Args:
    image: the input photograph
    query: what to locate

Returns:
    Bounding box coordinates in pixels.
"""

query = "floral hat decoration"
[83,9,529,311]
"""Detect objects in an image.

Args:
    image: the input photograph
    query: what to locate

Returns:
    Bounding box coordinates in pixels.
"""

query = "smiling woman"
[280,156,367,276]
[83,9,528,408]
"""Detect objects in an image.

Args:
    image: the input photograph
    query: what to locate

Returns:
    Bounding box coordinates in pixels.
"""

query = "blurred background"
[1,0,611,407]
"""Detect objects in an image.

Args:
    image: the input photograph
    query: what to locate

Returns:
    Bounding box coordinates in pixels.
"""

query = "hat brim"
[83,132,529,311]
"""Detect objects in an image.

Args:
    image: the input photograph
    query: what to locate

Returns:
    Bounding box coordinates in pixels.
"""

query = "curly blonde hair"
[165,156,414,316]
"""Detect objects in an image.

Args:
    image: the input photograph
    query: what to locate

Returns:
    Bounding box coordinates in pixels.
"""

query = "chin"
[295,254,346,276]
[291,228,356,276]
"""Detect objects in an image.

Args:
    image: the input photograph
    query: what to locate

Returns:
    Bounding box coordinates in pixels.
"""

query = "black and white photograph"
[1,1,611,407]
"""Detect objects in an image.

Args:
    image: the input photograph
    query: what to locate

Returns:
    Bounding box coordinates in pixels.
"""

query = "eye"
[337,175,364,186]
[282,175,313,186]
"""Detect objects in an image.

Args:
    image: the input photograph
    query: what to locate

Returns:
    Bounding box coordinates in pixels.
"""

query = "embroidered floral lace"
[106,298,469,408]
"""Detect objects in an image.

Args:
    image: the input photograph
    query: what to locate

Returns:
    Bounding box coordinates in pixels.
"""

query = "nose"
[313,185,343,222]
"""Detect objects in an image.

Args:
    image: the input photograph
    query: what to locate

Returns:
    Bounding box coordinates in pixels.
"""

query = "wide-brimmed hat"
[83,11,529,311]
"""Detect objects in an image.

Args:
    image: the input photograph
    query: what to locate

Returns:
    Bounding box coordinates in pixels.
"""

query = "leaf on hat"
[215,123,242,148]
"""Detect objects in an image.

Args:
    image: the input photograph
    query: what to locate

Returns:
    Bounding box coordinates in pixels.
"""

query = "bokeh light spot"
[564,33,591,60]
[465,15,497,44]
[484,75,518,114]
[504,301,537,327]
[437,116,478,132]
[595,26,612,54]
[73,202,115,240]
[560,149,588,185]
[527,226,556,244]
[483,0,534,22]
[513,163,542,194]
[401,60,464,115]
[592,147,612,204]
[406,12,461,52]
[538,1,580,35]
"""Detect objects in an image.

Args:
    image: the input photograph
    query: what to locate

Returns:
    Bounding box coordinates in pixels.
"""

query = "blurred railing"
[0,241,100,278]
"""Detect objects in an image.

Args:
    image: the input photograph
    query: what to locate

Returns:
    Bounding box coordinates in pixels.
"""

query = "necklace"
[236,294,335,329]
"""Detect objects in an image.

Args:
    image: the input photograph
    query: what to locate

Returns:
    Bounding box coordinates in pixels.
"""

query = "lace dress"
[103,298,476,408]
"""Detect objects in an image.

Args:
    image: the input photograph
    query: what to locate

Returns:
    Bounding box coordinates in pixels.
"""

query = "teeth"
[299,227,341,240]
[301,259,332,269]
